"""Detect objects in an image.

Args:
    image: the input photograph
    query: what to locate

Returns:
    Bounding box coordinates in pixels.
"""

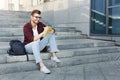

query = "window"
[90,0,106,35]
[90,0,120,35]
[108,6,120,35]
[109,0,120,6]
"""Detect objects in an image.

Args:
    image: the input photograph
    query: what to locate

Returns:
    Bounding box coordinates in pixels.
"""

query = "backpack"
[7,40,29,61]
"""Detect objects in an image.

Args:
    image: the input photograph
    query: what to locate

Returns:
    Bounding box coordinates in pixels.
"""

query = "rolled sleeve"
[23,26,33,42]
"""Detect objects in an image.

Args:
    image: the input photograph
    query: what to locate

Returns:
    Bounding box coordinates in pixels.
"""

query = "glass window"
[91,0,120,35]
[109,0,120,6]
[90,0,106,34]
[108,7,120,34]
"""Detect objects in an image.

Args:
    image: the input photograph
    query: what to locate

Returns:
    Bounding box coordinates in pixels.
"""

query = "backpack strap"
[25,51,29,61]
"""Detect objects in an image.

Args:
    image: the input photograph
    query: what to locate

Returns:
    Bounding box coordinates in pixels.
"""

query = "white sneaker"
[40,66,51,74]
[51,57,61,63]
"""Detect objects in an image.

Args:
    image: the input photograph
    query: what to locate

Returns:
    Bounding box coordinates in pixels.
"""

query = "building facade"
[0,0,52,11]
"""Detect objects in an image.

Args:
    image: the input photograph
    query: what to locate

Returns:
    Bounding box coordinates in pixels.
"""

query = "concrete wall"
[53,0,90,35]
[27,0,90,35]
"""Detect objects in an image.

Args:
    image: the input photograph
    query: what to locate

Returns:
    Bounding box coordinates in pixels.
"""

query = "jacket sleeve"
[41,22,46,27]
[23,26,34,42]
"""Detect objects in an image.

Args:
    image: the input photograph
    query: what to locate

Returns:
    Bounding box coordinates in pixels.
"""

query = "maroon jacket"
[23,22,46,45]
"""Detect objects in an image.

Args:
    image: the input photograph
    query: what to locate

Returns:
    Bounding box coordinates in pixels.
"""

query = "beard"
[33,20,39,24]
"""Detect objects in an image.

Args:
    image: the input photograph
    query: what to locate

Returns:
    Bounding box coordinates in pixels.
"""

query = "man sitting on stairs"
[23,9,61,74]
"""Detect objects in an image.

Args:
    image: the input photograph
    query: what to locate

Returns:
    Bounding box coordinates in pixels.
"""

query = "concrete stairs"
[0,10,120,75]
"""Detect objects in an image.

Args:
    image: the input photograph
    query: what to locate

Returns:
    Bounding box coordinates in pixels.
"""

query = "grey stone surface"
[98,61,120,80]
[0,36,24,42]
[0,47,119,63]
[0,61,120,80]
[0,27,76,33]
[44,67,67,80]
[1,52,120,75]
[65,65,84,80]
[0,61,38,75]
[0,20,29,24]
[84,63,105,80]
[0,35,84,42]
[0,31,81,36]
[0,39,115,53]
[0,24,24,28]
[0,46,119,64]
[0,54,7,63]
[0,71,45,80]
[74,46,120,56]
[0,11,30,17]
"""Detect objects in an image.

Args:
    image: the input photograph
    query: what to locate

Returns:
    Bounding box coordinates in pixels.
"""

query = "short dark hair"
[31,9,41,16]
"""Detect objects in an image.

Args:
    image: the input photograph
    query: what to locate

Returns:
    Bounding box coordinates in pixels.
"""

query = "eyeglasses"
[33,16,41,19]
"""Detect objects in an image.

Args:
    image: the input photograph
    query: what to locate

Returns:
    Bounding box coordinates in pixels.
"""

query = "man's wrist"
[40,32,44,37]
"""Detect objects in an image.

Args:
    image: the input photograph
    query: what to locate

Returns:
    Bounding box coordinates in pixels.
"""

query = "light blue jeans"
[25,34,59,63]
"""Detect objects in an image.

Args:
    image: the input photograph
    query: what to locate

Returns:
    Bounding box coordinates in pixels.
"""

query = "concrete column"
[1,0,8,10]
[40,0,44,3]
[13,0,19,10]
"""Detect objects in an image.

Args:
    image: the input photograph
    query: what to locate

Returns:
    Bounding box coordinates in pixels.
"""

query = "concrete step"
[0,36,23,42]
[55,31,81,36]
[55,24,71,27]
[0,46,119,64]
[0,26,75,29]
[0,24,24,28]
[0,19,29,24]
[0,10,30,17]
[0,22,25,26]
[1,26,76,32]
[0,35,85,42]
[54,27,75,31]
[0,15,29,19]
[0,39,115,55]
[0,27,76,33]
[0,39,115,48]
[0,17,29,21]
[0,52,120,75]
[0,30,81,36]
[56,39,115,48]
[0,24,73,28]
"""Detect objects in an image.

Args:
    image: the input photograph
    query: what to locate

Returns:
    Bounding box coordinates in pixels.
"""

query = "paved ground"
[0,61,120,80]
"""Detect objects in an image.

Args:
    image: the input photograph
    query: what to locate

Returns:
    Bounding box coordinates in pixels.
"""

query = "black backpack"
[7,40,29,61]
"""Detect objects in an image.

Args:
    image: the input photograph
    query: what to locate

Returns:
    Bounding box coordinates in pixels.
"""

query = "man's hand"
[43,27,54,37]
[49,28,54,34]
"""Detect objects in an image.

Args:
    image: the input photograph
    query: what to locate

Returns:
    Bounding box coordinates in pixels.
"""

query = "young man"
[23,9,60,74]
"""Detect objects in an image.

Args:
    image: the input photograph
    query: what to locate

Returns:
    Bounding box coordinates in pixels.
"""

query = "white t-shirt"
[32,26,38,36]
[32,26,40,41]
